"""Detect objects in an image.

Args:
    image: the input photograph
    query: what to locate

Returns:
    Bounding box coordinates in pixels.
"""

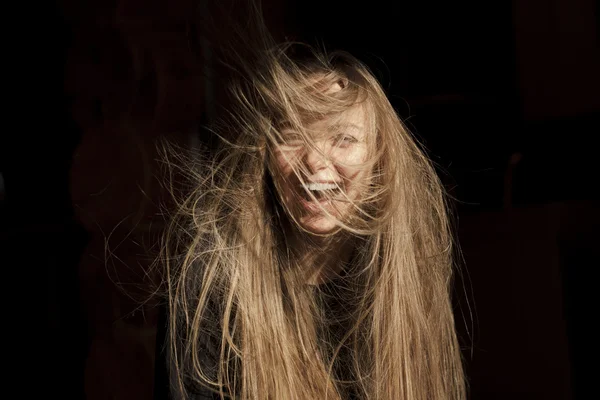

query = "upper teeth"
[303,182,338,191]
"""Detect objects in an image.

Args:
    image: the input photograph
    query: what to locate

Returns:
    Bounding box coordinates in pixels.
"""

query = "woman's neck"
[289,230,353,286]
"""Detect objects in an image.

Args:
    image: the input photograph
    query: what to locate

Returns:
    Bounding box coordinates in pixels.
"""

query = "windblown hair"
[160,37,465,400]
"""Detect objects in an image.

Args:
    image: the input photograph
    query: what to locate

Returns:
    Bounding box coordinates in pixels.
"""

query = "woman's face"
[271,104,374,234]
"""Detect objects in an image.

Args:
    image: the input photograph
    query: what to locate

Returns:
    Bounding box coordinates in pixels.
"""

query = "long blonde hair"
[159,20,465,400]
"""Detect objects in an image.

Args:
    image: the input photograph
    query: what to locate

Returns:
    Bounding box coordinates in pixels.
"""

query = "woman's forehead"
[306,104,369,137]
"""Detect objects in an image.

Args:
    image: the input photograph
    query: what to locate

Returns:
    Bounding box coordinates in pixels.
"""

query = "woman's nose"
[304,143,331,174]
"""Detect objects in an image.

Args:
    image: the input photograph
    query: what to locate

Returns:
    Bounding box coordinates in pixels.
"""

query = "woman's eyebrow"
[330,123,363,131]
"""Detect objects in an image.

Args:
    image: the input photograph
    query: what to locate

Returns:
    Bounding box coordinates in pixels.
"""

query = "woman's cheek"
[339,157,370,200]
[275,149,300,176]
[273,152,298,203]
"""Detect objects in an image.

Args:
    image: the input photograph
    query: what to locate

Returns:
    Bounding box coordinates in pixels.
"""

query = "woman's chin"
[298,216,339,235]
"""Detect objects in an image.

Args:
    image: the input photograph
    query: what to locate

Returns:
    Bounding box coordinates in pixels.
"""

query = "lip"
[298,181,343,188]
[303,180,342,184]
[299,197,333,212]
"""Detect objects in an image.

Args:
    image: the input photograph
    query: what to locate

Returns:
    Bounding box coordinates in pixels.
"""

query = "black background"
[2,0,598,399]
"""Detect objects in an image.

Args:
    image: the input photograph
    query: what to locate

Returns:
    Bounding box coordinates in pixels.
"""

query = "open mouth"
[298,182,344,202]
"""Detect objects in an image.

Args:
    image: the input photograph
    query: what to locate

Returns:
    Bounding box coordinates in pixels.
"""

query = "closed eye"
[277,131,304,149]
[333,134,359,148]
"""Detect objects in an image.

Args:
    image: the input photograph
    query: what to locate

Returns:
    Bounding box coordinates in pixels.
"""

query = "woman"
[159,43,466,399]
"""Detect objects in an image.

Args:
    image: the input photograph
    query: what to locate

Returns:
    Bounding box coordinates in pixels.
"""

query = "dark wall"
[4,0,596,399]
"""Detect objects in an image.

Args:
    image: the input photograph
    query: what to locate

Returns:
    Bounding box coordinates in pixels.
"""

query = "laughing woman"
[159,43,466,400]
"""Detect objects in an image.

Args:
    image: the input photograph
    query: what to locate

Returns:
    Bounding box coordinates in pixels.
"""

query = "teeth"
[302,182,339,191]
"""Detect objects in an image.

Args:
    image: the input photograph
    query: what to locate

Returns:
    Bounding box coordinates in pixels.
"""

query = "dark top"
[154,300,222,400]
[154,272,358,400]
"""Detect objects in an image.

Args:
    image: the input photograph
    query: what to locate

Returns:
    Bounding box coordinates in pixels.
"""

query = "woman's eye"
[334,134,359,148]
[278,134,304,149]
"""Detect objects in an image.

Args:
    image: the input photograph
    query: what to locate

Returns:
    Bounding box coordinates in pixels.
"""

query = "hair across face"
[270,99,375,235]
[162,44,465,400]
